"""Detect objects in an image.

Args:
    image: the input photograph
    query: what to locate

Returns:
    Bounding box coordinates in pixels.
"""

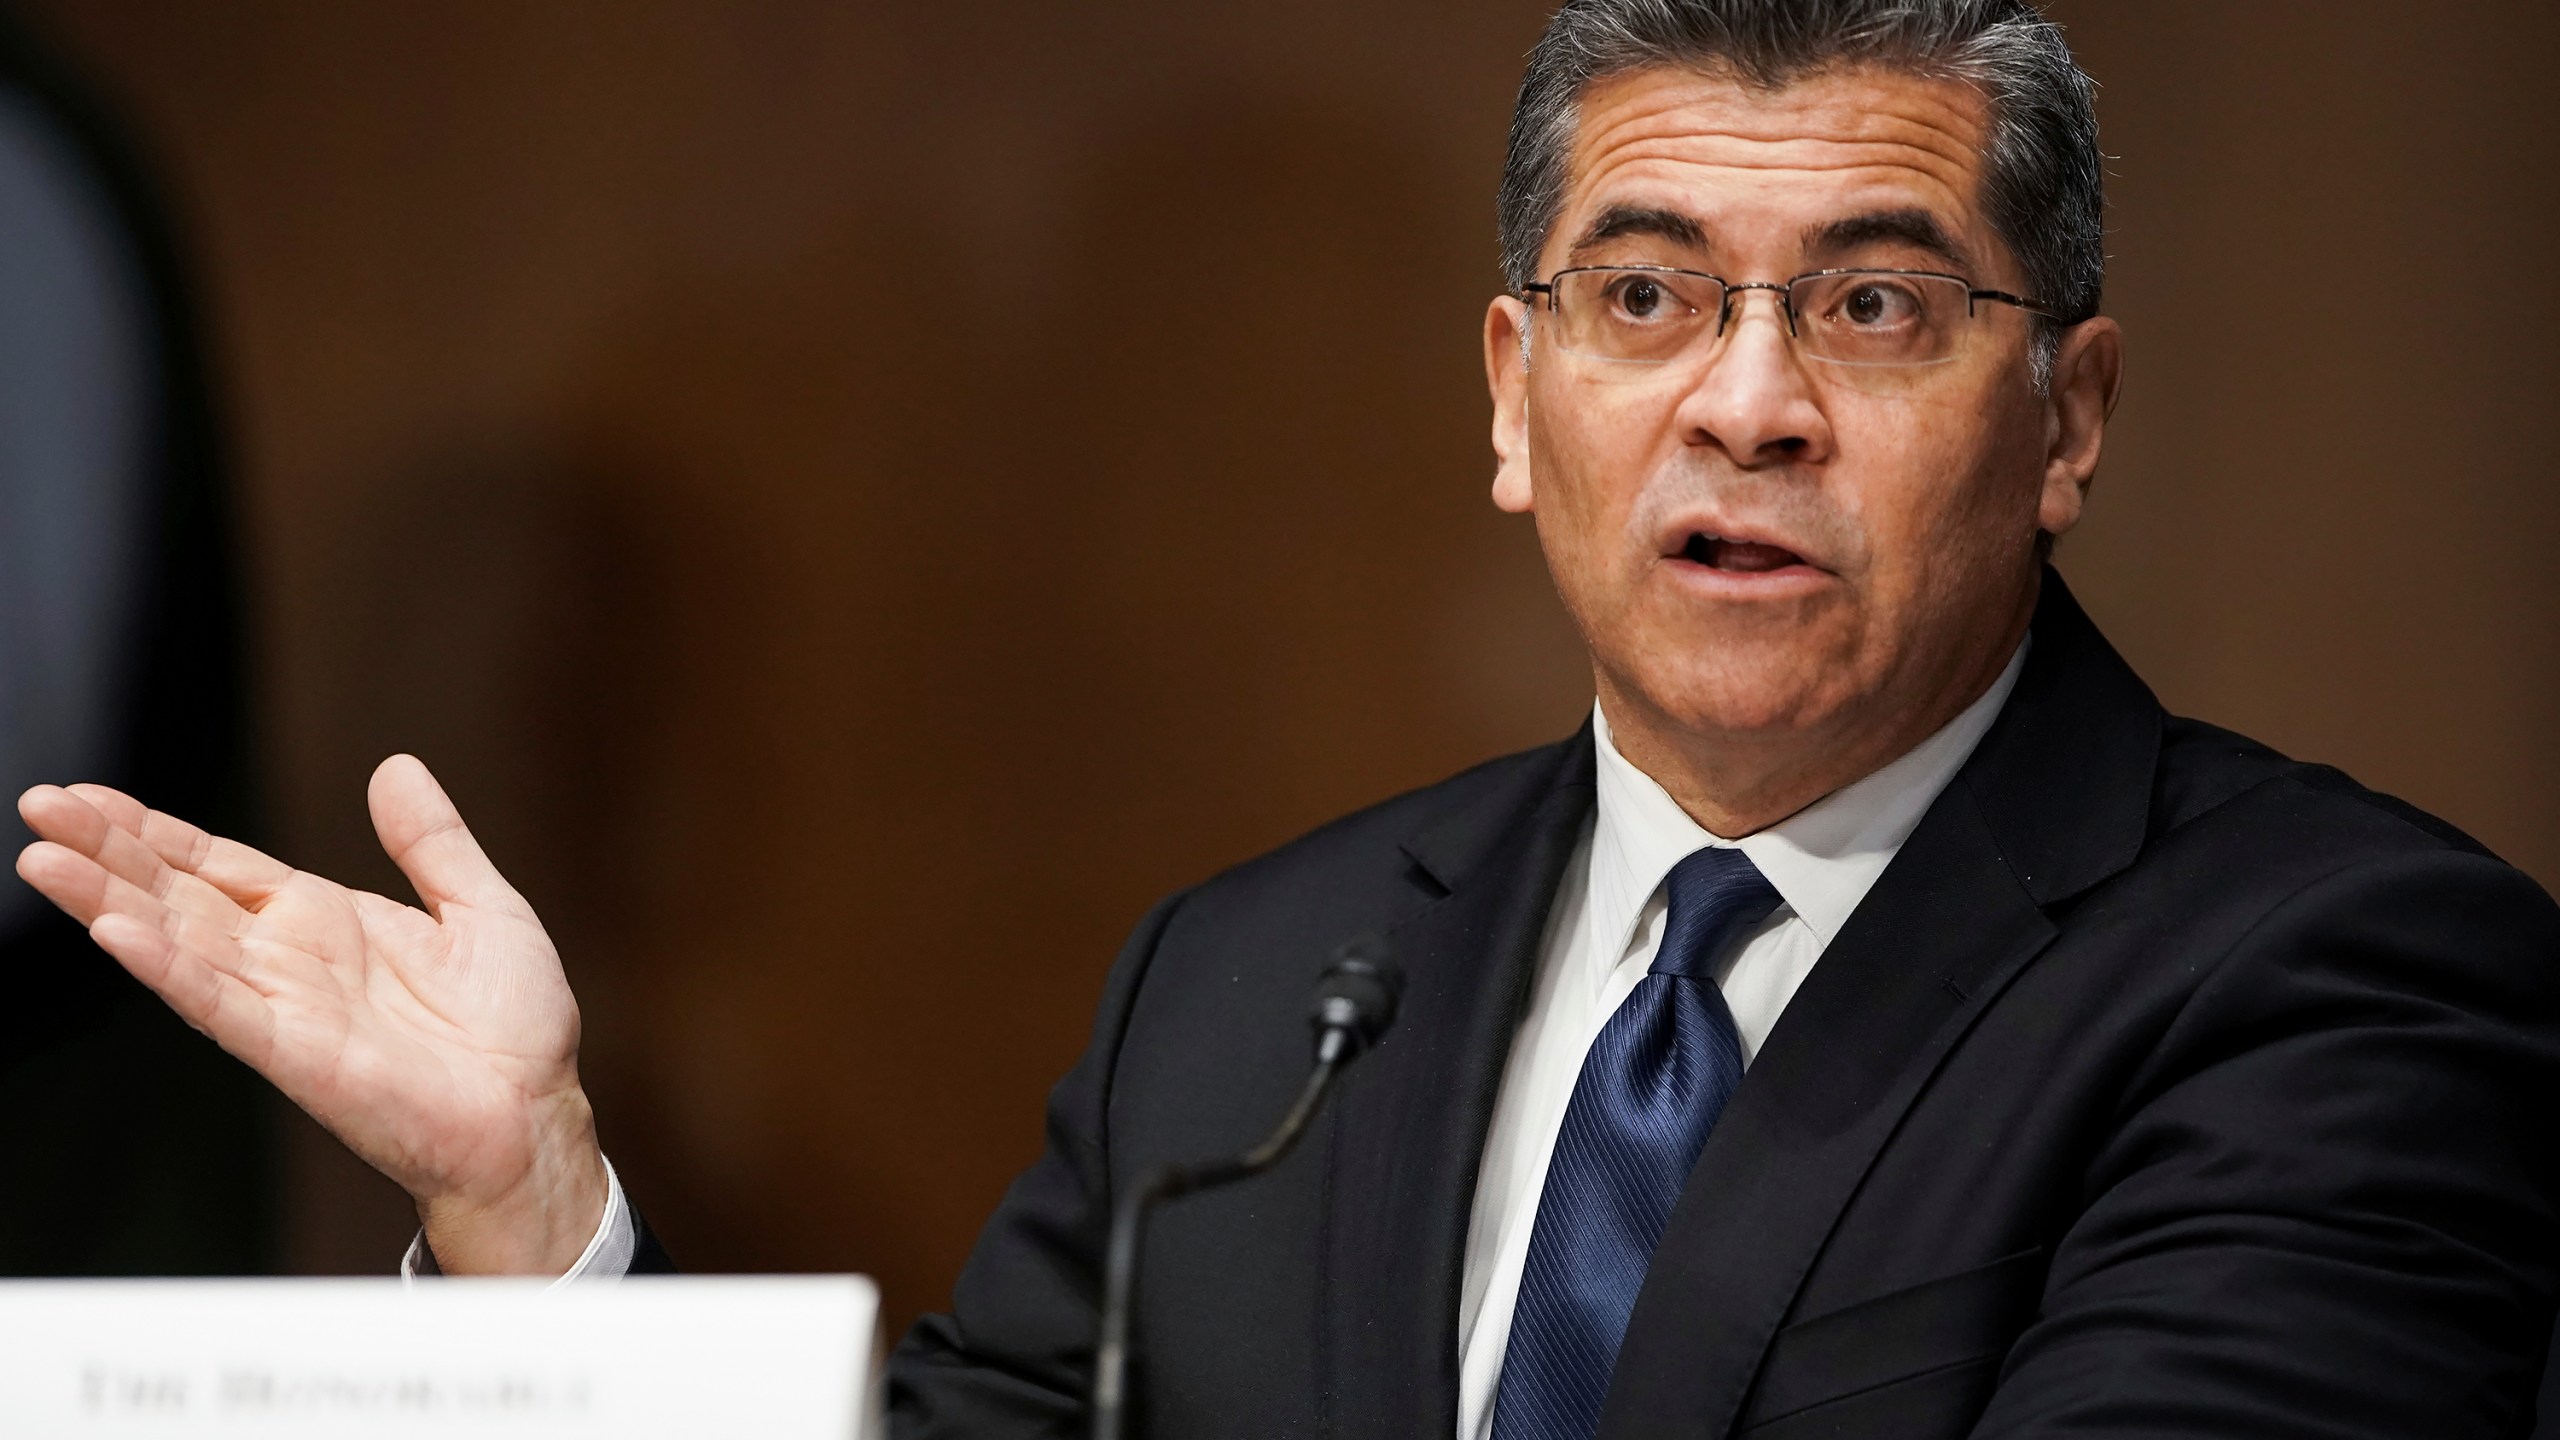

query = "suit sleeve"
[628,1200,677,1274]
[882,887,1189,1439]
[1973,850,2560,1439]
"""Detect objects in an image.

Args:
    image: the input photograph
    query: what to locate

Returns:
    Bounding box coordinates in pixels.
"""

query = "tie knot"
[1651,846,1781,980]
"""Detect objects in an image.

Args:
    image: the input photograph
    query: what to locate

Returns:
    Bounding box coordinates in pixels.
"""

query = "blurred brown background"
[16,0,2557,1333]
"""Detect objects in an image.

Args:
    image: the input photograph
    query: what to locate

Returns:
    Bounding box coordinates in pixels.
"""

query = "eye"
[1603,272,1688,322]
[1837,280,1922,327]
[1788,272,1968,367]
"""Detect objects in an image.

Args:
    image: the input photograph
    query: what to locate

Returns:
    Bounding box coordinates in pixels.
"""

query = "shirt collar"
[1587,641,2028,961]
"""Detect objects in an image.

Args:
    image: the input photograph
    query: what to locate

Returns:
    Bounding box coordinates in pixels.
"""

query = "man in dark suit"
[17,1,2560,1436]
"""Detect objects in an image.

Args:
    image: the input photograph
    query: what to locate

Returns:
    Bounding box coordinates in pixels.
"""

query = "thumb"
[368,755,532,921]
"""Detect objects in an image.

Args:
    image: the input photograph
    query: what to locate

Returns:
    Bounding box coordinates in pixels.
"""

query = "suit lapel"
[1597,571,2164,1438]
[1318,730,1597,1440]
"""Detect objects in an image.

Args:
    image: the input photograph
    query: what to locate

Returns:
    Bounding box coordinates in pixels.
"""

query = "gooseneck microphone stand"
[1089,941,1404,1440]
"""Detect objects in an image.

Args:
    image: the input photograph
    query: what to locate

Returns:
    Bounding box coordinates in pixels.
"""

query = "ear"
[2037,316,2123,540]
[1486,294,1536,514]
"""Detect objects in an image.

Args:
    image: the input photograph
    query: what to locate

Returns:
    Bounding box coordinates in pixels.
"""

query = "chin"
[1615,651,1853,742]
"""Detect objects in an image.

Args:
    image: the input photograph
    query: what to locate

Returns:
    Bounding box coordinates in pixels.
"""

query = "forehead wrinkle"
[1570,127,1982,206]
[1563,155,1982,267]
[1557,69,1993,259]
[1571,64,1990,167]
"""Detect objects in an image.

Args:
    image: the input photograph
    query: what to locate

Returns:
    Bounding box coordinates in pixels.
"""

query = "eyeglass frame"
[1516,264,2078,366]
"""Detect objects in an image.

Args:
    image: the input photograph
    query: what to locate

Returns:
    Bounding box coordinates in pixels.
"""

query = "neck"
[1600,608,2033,840]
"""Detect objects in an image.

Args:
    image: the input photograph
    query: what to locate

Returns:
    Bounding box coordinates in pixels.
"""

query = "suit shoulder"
[2061,718,2560,1047]
[1112,732,1585,1020]
[1160,732,1583,931]
[2148,712,2531,889]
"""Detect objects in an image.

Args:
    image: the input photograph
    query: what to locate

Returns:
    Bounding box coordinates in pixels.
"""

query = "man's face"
[1485,65,2115,779]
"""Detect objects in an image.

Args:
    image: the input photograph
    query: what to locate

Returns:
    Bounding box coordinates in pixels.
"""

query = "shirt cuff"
[398,1155,635,1285]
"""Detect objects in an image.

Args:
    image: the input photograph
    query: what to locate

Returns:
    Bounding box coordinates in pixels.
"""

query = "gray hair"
[1499,0,2104,374]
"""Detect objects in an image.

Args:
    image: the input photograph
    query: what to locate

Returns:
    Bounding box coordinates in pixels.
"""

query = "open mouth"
[1679,532,1810,573]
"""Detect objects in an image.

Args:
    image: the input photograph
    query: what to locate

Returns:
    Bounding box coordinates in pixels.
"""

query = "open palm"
[15,754,606,1272]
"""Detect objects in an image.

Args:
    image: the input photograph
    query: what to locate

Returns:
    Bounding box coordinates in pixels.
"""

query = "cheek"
[1832,396,2038,582]
[1527,379,1662,553]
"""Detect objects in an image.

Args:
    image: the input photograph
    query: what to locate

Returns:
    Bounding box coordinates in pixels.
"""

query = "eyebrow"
[1567,204,1710,259]
[1801,208,1973,271]
[1566,203,1976,276]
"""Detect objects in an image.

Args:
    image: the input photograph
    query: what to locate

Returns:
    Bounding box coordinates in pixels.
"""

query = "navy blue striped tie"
[1491,845,1781,1440]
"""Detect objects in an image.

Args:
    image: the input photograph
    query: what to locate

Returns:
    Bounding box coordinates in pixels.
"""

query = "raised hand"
[14,756,607,1275]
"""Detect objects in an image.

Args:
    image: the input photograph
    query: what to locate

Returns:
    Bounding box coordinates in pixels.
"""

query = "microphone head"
[1310,936,1404,1062]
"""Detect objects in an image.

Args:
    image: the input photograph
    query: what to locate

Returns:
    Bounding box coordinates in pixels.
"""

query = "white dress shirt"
[411,643,2028,1436]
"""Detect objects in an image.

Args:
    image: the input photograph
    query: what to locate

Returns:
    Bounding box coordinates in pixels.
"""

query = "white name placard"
[0,1275,878,1438]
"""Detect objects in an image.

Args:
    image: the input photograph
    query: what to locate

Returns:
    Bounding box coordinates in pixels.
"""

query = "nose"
[1674,287,1832,469]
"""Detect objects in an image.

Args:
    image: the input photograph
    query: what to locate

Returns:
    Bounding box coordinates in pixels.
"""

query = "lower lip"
[1660,556,1835,598]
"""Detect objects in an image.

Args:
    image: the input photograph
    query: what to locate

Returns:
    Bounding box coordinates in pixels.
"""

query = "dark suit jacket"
[638,573,2560,1438]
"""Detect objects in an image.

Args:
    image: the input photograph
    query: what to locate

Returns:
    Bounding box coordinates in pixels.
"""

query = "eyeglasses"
[1519,265,2065,374]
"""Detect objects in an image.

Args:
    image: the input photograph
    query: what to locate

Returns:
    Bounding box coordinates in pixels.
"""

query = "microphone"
[1090,937,1404,1440]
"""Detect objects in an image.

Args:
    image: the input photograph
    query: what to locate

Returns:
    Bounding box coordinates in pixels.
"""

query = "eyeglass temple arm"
[1969,287,2088,322]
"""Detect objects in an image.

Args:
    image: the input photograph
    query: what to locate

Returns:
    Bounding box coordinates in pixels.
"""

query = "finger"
[53,781,147,833]
[21,789,184,904]
[17,838,119,926]
[17,838,219,949]
[23,841,275,995]
[90,910,277,1066]
[27,781,279,902]
[28,784,216,910]
[20,783,120,859]
[61,782,296,904]
[368,755,532,921]
[102,842,256,946]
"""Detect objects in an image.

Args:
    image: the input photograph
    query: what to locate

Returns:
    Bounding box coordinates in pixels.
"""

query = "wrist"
[416,1088,609,1276]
